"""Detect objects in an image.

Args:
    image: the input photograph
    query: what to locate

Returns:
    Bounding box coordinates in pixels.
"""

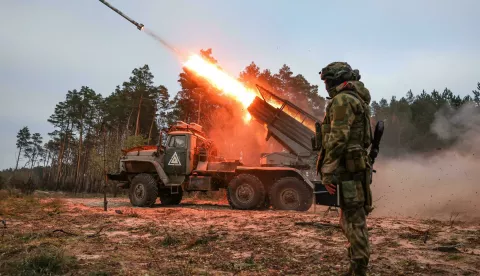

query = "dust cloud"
[371,103,480,221]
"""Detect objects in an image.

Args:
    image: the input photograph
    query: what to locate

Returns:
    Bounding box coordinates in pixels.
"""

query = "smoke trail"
[142,27,181,56]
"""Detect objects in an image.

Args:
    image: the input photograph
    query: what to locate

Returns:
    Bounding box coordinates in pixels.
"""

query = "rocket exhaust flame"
[183,55,317,127]
[184,55,258,122]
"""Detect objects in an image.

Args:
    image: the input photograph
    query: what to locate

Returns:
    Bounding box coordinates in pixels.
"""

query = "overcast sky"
[1,0,479,170]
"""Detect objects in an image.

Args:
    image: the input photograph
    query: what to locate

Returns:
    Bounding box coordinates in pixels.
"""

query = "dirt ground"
[1,192,479,275]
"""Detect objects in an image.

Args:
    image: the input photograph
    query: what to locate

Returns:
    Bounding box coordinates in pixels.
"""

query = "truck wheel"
[159,188,183,205]
[227,174,265,210]
[270,177,312,211]
[129,174,158,207]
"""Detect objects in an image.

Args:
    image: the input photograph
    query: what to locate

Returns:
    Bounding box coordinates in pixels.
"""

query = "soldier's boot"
[341,264,354,276]
[341,248,354,276]
[352,259,368,276]
[353,266,368,276]
[342,268,354,276]
[342,263,368,276]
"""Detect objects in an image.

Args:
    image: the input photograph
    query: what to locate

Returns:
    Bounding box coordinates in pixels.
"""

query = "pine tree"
[24,133,43,170]
[15,126,31,172]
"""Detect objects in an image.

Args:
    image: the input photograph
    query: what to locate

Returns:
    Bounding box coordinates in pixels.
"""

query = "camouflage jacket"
[320,81,372,175]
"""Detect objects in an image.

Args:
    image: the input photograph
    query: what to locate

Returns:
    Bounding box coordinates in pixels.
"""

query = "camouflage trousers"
[340,206,370,275]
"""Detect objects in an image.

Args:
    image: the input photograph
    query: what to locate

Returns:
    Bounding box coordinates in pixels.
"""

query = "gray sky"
[1,0,479,170]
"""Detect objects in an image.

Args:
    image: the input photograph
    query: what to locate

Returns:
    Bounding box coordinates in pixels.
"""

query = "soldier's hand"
[322,174,336,195]
[325,184,336,195]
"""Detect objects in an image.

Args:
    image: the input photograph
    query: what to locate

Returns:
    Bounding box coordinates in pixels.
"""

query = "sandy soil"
[1,194,479,275]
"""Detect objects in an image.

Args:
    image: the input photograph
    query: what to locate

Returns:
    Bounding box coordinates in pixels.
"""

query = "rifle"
[311,122,324,175]
[369,120,384,168]
[362,120,384,214]
[311,121,322,151]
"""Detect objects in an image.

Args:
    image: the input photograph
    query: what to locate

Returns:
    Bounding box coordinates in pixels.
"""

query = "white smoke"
[431,102,480,154]
[371,103,480,221]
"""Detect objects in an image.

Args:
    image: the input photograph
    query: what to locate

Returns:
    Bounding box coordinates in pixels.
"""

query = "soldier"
[317,62,373,276]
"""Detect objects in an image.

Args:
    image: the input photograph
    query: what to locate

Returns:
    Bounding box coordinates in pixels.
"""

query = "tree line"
[2,48,479,192]
[371,84,480,156]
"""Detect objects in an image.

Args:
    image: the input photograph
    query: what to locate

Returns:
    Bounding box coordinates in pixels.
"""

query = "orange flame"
[183,54,315,130]
[184,54,258,122]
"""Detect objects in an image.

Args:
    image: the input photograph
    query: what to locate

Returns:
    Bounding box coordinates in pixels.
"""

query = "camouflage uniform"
[318,62,373,276]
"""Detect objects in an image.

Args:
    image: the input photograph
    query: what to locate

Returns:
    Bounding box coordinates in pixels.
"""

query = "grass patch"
[124,208,139,218]
[0,194,40,217]
[0,189,10,200]
[186,234,219,249]
[165,265,194,276]
[17,231,50,242]
[0,194,67,219]
[11,246,77,276]
[43,198,66,216]
[446,254,464,261]
[398,232,423,240]
[162,234,181,247]
[378,238,401,248]
[244,254,256,265]
[397,258,423,272]
[89,272,110,276]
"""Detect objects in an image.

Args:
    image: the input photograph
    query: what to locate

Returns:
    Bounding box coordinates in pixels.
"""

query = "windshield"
[168,135,186,148]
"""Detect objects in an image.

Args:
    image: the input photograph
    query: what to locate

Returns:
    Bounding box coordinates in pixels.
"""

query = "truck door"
[164,135,187,175]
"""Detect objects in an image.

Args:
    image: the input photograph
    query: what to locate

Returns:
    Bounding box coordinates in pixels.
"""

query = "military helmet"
[320,62,359,81]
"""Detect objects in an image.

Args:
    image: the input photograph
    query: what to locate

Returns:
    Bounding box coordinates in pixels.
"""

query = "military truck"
[108,86,338,211]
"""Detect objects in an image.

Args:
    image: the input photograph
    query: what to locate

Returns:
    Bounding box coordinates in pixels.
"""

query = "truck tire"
[129,174,158,207]
[227,174,265,210]
[159,188,183,205]
[269,177,313,211]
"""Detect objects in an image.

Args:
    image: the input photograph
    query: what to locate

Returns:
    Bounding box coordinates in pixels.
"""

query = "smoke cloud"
[207,105,284,166]
[431,102,480,153]
[371,103,480,221]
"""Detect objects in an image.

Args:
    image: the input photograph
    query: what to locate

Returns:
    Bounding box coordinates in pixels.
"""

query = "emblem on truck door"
[168,152,182,166]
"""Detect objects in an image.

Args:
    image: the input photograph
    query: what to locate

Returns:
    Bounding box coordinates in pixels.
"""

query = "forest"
[2,48,480,193]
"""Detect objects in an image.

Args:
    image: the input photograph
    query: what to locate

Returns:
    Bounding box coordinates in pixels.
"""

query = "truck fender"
[121,160,170,185]
[289,168,315,190]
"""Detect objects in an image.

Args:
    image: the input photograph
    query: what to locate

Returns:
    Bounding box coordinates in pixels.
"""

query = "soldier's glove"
[322,173,336,195]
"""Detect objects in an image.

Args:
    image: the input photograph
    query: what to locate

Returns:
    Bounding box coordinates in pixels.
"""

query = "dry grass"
[11,245,77,276]
[0,192,479,275]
